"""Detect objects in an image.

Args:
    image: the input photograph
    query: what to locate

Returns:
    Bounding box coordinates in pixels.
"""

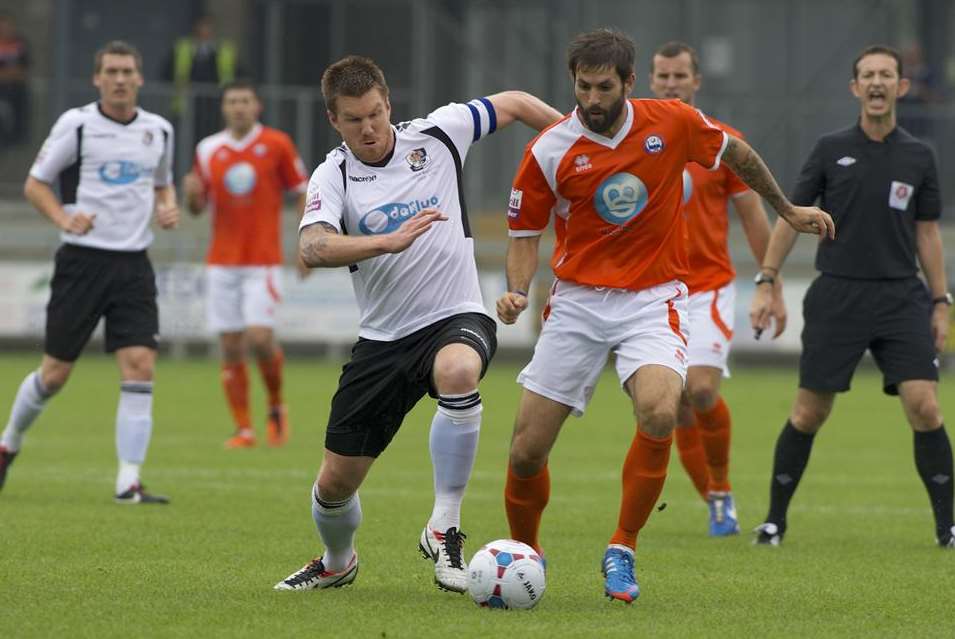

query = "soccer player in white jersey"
[0,41,178,504]
[273,55,561,594]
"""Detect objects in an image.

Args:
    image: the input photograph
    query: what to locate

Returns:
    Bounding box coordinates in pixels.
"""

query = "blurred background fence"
[0,0,953,358]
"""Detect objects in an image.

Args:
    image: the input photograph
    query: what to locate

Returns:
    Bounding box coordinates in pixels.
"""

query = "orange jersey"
[508,99,727,291]
[681,117,750,293]
[194,124,308,265]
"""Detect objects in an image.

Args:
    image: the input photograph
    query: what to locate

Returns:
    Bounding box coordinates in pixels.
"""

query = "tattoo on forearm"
[724,138,789,217]
[301,222,340,266]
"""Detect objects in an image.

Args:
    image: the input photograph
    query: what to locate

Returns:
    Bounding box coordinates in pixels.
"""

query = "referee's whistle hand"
[496,292,528,325]
[749,286,773,340]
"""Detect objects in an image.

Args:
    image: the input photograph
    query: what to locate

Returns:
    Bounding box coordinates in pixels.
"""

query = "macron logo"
[836,156,856,167]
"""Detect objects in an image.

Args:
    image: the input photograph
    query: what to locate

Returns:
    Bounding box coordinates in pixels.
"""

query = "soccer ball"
[467,539,546,609]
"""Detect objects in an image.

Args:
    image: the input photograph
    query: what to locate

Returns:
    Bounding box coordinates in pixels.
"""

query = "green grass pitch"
[1,353,953,637]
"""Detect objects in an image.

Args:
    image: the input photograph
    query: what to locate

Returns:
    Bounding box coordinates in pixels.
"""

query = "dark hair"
[652,41,700,75]
[853,45,903,79]
[567,28,635,83]
[93,40,143,74]
[321,55,389,114]
[221,79,258,99]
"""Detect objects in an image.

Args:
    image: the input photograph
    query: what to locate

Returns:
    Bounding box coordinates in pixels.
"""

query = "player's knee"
[907,395,941,430]
[122,356,155,381]
[687,384,718,411]
[316,471,357,503]
[433,358,481,395]
[636,404,678,438]
[40,365,70,393]
[509,434,547,477]
[790,403,829,432]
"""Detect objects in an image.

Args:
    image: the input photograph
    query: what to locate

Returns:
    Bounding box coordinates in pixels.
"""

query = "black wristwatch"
[753,272,775,286]
[933,292,954,306]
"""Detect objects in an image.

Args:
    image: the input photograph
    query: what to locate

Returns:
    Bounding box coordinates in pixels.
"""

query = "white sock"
[428,391,482,532]
[115,381,153,494]
[1,371,54,452]
[312,485,362,572]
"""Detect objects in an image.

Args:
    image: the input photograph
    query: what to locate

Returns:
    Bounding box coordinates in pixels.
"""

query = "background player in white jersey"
[648,41,786,535]
[274,55,561,594]
[184,81,309,449]
[0,41,178,504]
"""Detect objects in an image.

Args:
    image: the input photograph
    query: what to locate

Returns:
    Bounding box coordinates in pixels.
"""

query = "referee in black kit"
[749,45,953,547]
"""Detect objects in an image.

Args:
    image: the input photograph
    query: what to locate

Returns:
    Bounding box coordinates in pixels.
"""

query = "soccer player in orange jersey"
[648,41,787,536]
[498,29,834,603]
[184,80,309,449]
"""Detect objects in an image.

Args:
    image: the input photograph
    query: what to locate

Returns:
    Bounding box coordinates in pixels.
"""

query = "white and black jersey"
[30,102,174,252]
[300,99,498,341]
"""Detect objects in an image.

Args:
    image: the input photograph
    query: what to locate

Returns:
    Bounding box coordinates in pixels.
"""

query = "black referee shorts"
[799,274,938,395]
[325,312,497,458]
[45,244,159,362]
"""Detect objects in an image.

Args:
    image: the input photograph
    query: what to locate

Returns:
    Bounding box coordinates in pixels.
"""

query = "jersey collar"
[572,100,633,150]
[222,122,263,150]
[96,102,139,126]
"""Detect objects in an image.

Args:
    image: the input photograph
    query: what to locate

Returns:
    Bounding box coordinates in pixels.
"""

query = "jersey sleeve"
[790,139,826,206]
[915,146,941,221]
[299,157,346,232]
[278,134,309,193]
[426,98,498,161]
[153,122,174,187]
[29,112,82,183]
[681,106,728,171]
[721,129,750,197]
[507,146,555,237]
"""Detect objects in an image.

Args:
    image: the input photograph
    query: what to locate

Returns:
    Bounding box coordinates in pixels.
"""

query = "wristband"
[511,290,528,298]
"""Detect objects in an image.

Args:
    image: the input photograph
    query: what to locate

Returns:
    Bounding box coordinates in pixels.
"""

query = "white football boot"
[418,525,467,593]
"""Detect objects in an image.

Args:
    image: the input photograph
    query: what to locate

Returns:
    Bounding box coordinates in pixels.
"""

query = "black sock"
[913,425,954,541]
[766,420,816,533]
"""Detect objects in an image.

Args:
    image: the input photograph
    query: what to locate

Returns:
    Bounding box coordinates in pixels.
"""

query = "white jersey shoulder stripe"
[528,117,583,195]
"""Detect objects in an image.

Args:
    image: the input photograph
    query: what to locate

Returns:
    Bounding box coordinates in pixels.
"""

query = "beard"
[577,95,626,134]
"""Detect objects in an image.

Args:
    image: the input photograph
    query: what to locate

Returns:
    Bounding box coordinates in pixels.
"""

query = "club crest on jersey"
[574,154,592,173]
[359,195,439,235]
[406,147,429,172]
[224,162,257,196]
[594,172,648,225]
[98,160,142,185]
[142,131,153,146]
[644,135,664,154]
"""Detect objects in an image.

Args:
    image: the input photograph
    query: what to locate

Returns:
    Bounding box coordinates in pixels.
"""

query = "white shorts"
[686,282,735,375]
[517,279,689,417]
[206,265,283,333]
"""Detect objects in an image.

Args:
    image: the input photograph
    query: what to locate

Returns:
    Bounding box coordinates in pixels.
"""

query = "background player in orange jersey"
[498,28,834,603]
[648,41,787,536]
[184,80,309,449]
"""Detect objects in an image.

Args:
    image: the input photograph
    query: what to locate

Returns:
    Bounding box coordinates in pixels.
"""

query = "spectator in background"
[0,13,30,146]
[162,15,242,147]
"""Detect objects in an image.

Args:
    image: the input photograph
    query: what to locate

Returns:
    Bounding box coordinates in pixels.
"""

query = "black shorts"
[799,274,938,395]
[45,244,159,362]
[325,312,497,457]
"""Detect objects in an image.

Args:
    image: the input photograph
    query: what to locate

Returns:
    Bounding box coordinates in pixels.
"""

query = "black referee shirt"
[791,122,940,279]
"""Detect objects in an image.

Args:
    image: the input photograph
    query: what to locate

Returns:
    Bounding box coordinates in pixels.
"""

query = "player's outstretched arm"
[496,235,540,324]
[722,136,835,239]
[23,175,95,235]
[486,91,563,132]
[915,220,950,352]
[300,209,447,268]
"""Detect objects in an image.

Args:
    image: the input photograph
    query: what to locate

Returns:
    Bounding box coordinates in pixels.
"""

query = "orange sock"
[221,362,251,430]
[505,464,550,554]
[675,423,710,500]
[696,396,732,493]
[610,430,671,550]
[257,349,284,408]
